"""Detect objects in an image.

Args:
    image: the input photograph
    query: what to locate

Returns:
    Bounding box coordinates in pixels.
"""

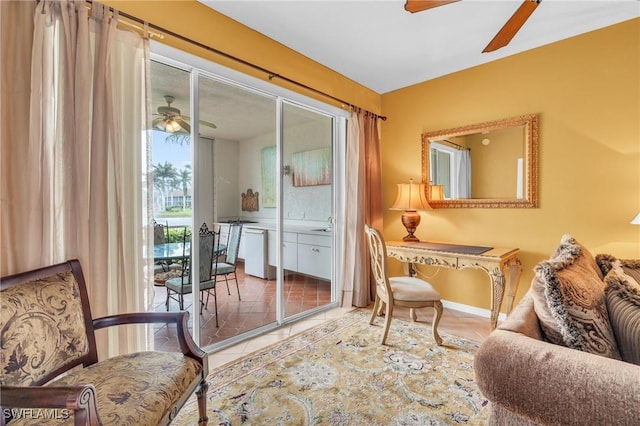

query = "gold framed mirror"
[421,114,538,208]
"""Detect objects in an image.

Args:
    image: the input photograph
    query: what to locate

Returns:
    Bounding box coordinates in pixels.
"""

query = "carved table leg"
[504,258,523,314]
[488,267,506,331]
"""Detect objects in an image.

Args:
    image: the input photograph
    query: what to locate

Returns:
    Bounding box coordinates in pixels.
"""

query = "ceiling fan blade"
[182,115,217,129]
[404,0,460,13]
[199,119,217,129]
[175,118,191,133]
[483,0,541,53]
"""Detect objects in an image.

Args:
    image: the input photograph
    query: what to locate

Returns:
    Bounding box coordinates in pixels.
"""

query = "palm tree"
[177,165,192,209]
[152,161,178,212]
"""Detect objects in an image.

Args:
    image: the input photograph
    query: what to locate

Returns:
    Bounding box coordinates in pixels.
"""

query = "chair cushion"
[165,277,192,293]
[389,276,441,302]
[214,262,235,274]
[603,261,640,365]
[8,352,202,426]
[531,234,620,359]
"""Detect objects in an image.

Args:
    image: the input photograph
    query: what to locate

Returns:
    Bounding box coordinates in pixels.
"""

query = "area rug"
[174,309,489,425]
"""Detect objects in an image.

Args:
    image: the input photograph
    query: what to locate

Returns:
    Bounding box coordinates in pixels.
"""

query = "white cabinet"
[282,232,298,272]
[231,225,331,280]
[268,231,298,272]
[238,228,247,259]
[297,233,331,280]
[267,230,277,266]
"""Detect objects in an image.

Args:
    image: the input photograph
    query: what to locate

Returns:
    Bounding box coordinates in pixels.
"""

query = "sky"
[152,130,191,171]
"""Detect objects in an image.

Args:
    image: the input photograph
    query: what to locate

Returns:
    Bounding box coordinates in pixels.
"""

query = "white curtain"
[1,0,152,356]
[341,110,383,308]
[455,149,472,198]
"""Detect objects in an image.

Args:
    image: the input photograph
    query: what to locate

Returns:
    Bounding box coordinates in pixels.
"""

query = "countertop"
[217,221,332,236]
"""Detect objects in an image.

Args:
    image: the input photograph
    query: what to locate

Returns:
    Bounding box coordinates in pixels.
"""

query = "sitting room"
[2,1,638,425]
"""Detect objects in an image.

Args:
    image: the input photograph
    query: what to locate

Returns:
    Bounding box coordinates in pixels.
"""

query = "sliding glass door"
[281,102,334,319]
[149,46,344,351]
[197,74,277,347]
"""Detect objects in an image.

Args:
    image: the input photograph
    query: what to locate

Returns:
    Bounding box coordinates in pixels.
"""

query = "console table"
[385,240,522,330]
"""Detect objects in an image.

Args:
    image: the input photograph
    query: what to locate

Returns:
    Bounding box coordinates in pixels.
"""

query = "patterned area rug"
[174,309,489,425]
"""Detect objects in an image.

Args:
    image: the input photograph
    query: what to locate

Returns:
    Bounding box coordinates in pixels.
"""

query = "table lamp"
[429,183,445,201]
[391,179,431,242]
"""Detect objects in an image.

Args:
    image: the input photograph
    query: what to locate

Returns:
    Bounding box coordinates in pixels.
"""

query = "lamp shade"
[429,184,445,201]
[391,179,431,211]
[631,212,640,225]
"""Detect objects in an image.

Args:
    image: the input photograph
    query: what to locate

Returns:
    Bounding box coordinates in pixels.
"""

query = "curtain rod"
[88,1,387,121]
[442,139,470,151]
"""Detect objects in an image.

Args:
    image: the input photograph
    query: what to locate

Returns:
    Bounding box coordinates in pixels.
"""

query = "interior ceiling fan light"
[165,119,182,133]
[153,94,217,134]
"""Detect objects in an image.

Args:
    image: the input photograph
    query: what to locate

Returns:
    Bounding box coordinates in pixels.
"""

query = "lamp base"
[401,211,421,242]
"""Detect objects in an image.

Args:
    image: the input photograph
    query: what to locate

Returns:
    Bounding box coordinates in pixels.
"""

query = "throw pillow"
[531,234,621,359]
[596,253,640,283]
[603,261,640,365]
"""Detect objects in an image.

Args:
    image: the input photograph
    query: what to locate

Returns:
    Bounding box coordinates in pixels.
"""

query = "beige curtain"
[1,0,152,356]
[341,110,383,308]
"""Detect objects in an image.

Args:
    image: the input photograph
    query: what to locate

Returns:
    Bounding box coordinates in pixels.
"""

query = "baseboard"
[442,299,507,322]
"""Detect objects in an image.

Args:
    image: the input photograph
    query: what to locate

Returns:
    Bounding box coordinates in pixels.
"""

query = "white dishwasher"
[244,227,276,279]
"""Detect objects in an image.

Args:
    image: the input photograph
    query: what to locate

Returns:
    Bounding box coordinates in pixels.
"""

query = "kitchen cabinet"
[268,231,298,272]
[297,233,331,280]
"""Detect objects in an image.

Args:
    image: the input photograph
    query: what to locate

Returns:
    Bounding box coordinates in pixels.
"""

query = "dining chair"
[165,224,218,324]
[153,219,171,275]
[364,224,443,345]
[209,223,243,303]
[153,219,169,244]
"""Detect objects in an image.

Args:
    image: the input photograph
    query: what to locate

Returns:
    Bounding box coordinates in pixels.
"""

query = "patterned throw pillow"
[531,234,621,359]
[596,253,640,283]
[603,261,640,365]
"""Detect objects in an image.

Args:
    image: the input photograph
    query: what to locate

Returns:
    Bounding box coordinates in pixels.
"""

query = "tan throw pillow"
[604,261,640,365]
[531,234,621,359]
[597,253,640,283]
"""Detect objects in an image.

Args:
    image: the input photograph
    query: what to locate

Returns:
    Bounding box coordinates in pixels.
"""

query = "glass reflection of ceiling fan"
[404,0,541,53]
[152,95,217,134]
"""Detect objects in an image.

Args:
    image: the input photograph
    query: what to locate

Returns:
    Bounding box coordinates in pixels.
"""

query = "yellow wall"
[381,18,640,312]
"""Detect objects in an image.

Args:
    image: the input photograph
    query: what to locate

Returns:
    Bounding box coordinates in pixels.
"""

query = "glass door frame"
[150,42,348,351]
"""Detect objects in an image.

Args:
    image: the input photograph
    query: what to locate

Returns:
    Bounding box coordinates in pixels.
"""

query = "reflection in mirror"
[421,114,538,208]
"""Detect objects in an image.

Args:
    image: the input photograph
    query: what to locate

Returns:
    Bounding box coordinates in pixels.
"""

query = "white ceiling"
[199,0,640,94]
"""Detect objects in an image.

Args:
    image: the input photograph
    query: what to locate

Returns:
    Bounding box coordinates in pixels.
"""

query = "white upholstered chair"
[364,224,443,345]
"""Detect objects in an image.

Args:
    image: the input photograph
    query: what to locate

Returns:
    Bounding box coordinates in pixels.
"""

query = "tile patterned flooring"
[152,261,493,367]
[152,263,333,351]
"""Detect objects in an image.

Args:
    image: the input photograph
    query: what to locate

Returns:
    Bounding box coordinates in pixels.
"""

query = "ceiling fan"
[152,95,217,134]
[405,0,541,53]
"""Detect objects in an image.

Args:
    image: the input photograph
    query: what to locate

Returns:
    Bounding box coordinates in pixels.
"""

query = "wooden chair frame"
[0,259,209,425]
[364,224,443,345]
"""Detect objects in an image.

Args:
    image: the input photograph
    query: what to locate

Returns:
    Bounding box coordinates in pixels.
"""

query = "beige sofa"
[474,235,640,425]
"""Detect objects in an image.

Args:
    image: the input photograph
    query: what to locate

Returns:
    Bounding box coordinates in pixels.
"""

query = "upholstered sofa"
[474,235,640,425]
[0,259,209,425]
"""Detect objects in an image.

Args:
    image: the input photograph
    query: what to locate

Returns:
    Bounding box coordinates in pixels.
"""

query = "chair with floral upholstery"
[0,259,209,425]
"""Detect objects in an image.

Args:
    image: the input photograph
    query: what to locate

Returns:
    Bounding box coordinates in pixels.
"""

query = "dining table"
[153,242,227,263]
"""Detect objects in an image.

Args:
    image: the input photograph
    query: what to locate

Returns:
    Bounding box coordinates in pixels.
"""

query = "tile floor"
[152,261,493,367]
[152,262,333,350]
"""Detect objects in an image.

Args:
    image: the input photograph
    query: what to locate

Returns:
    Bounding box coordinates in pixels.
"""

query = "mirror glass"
[421,114,538,208]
